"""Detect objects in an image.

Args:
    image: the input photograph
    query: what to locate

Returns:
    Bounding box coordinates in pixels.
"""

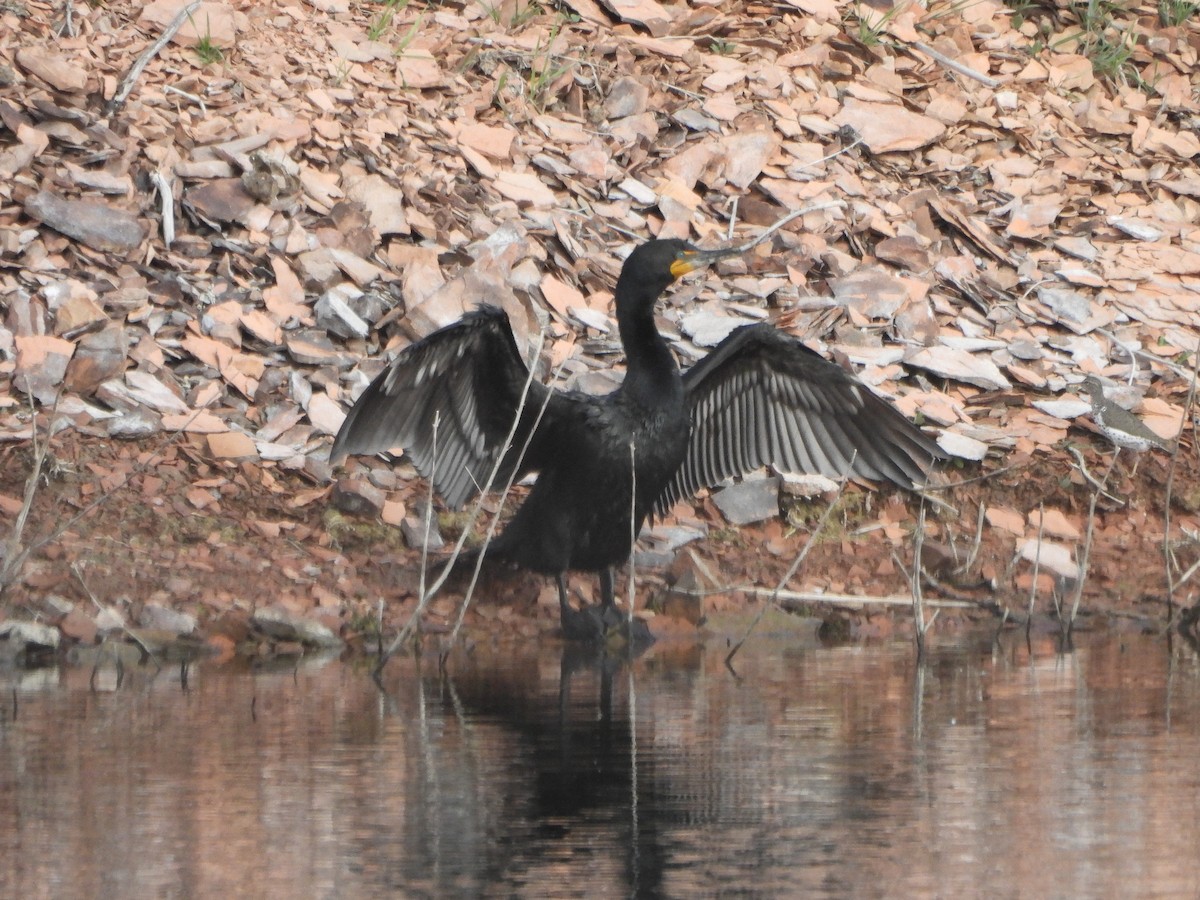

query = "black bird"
[330,239,943,639]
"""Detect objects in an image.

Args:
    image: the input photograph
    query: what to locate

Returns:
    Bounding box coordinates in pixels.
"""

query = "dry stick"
[961,501,986,576]
[2,401,219,600]
[911,500,937,658]
[107,0,201,116]
[149,170,175,249]
[922,461,1028,491]
[0,394,56,592]
[910,41,1001,89]
[627,440,637,630]
[163,84,206,112]
[1097,327,1199,382]
[53,0,75,37]
[443,356,568,654]
[71,561,162,671]
[1025,503,1046,642]
[1162,338,1200,627]
[1068,445,1123,504]
[726,453,856,666]
[1066,452,1115,636]
[737,587,977,609]
[723,201,847,255]
[378,330,549,669]
[603,202,846,255]
[418,413,440,608]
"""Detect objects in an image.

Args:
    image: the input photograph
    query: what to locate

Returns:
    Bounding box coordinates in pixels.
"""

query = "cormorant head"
[618,238,739,311]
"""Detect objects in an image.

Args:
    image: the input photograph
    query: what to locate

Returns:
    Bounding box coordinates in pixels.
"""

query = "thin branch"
[911,41,1001,88]
[2,402,220,597]
[107,0,202,116]
[1067,452,1114,635]
[749,587,978,609]
[912,499,937,657]
[726,452,856,665]
[961,500,986,575]
[1026,502,1046,642]
[723,201,848,255]
[149,170,175,248]
[376,328,551,671]
[0,393,57,593]
[72,561,162,672]
[443,355,567,652]
[627,439,636,628]
[1163,336,1200,628]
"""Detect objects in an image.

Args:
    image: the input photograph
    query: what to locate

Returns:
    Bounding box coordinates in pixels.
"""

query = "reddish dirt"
[3,424,1197,657]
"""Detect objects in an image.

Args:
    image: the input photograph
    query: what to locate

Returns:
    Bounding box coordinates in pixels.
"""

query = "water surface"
[2,631,1199,897]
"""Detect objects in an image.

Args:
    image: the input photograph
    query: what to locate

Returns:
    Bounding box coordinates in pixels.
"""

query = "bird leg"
[557,569,654,645]
[557,572,604,642]
[598,566,623,632]
[599,567,616,609]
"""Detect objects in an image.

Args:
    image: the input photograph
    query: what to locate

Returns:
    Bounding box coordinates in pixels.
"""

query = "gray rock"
[680,309,751,347]
[401,509,443,551]
[605,76,649,119]
[1036,286,1091,326]
[106,410,163,439]
[713,476,780,526]
[66,323,128,394]
[24,190,145,253]
[285,330,351,367]
[139,603,197,636]
[331,478,386,518]
[315,285,371,340]
[252,607,342,648]
[0,620,61,661]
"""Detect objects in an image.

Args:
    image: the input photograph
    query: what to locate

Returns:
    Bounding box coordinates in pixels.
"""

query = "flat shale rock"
[24,191,145,253]
[253,607,342,648]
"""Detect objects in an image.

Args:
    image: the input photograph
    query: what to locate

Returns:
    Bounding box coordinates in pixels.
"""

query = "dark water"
[2,631,1200,898]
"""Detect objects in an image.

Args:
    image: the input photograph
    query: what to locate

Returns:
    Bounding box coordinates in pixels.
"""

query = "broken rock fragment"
[24,191,145,254]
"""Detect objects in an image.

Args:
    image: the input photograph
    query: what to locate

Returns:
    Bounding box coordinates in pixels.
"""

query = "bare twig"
[748,587,978,609]
[722,201,847,255]
[418,413,440,607]
[0,393,57,594]
[2,402,219,599]
[787,137,864,176]
[1026,502,1046,641]
[376,329,551,671]
[1164,337,1200,628]
[1097,328,1199,381]
[53,0,75,37]
[961,501,986,575]
[911,500,938,657]
[675,583,979,609]
[72,562,162,671]
[726,452,856,665]
[1067,453,1114,635]
[107,0,202,116]
[627,440,636,628]
[442,355,567,653]
[163,84,207,112]
[911,41,1001,88]
[149,170,175,248]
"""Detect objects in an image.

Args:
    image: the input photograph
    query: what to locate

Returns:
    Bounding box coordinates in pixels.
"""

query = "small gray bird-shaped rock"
[1080,376,1169,453]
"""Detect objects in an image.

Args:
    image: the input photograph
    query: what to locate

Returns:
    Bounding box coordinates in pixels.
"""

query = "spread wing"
[330,305,551,509]
[654,323,943,515]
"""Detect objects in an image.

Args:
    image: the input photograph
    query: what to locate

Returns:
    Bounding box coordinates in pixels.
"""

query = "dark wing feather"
[330,305,550,509]
[654,324,943,515]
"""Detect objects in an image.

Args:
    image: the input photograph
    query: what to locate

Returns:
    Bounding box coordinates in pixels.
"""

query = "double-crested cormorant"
[331,239,943,639]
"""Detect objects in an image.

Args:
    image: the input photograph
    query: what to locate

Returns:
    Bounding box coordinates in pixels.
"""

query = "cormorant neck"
[615,280,679,406]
